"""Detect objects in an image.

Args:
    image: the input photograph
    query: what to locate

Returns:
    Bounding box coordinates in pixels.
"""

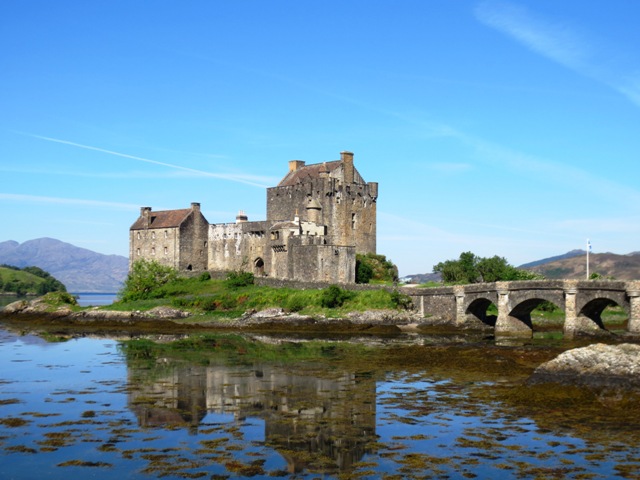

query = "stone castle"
[129,151,378,283]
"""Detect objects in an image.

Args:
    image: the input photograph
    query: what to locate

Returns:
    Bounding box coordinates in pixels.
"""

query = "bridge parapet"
[405,279,640,338]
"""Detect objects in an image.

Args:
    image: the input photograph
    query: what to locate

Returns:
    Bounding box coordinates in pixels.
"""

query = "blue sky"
[2,0,639,276]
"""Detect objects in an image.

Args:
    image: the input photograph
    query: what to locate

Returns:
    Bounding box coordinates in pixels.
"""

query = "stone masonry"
[129,151,377,283]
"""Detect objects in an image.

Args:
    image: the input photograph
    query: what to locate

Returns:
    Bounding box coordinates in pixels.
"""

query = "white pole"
[586,239,590,279]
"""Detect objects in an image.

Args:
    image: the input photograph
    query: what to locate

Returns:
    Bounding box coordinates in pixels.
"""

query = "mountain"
[521,251,640,281]
[0,238,128,293]
[518,249,586,269]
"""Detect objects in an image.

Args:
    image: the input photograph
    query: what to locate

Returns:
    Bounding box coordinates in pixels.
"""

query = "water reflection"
[2,325,640,479]
[127,360,376,473]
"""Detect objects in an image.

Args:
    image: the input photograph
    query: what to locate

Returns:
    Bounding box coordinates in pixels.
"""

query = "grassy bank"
[108,274,411,321]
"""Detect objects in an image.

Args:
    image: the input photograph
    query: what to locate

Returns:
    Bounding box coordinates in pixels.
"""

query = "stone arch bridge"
[402,280,640,338]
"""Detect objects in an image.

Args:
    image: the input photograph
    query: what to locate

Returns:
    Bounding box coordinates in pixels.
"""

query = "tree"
[355,253,399,284]
[434,252,543,284]
[119,259,178,302]
[355,258,374,284]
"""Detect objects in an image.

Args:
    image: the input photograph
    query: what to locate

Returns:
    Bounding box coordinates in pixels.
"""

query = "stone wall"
[177,211,209,272]
[208,221,270,274]
[129,227,180,270]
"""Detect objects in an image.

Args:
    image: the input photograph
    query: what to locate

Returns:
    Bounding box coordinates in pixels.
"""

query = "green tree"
[355,258,374,284]
[355,253,399,284]
[119,259,178,302]
[434,252,544,284]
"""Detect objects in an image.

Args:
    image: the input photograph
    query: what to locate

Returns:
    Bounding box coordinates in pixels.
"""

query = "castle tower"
[266,151,377,254]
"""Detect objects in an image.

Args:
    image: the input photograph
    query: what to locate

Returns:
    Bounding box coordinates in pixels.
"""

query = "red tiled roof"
[277,160,341,187]
[130,208,192,230]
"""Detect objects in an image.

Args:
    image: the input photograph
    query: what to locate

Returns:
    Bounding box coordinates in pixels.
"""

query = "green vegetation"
[433,251,543,284]
[119,333,362,366]
[119,259,178,302]
[0,264,67,296]
[114,263,411,318]
[355,253,399,284]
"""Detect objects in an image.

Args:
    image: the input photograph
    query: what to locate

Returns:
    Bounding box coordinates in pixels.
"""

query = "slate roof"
[130,208,192,230]
[277,160,341,187]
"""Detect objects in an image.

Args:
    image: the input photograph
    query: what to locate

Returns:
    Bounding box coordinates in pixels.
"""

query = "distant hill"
[521,251,640,281]
[403,250,640,284]
[0,265,66,295]
[0,238,128,293]
[518,249,586,269]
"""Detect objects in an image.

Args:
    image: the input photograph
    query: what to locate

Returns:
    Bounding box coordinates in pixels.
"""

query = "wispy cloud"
[0,193,140,210]
[17,132,273,188]
[475,0,640,107]
[427,162,473,174]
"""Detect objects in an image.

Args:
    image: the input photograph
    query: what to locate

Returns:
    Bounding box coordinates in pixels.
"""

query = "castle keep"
[129,151,378,283]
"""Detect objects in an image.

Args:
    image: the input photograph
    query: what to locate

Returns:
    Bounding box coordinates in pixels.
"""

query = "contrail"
[0,193,140,210]
[19,132,271,188]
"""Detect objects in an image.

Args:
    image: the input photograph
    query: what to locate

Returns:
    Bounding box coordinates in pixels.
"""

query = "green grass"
[109,277,410,319]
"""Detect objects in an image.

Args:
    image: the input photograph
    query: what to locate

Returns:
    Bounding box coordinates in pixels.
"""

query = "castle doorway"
[254,258,265,276]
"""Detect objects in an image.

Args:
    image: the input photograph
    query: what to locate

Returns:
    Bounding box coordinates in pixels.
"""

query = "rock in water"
[529,343,640,388]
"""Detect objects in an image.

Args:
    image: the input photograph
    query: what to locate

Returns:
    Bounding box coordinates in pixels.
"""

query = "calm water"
[1,324,639,479]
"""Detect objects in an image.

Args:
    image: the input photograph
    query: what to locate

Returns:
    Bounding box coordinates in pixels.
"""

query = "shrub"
[225,271,254,288]
[285,293,307,312]
[198,271,211,282]
[320,285,352,309]
[355,259,374,284]
[390,290,413,310]
[120,259,179,302]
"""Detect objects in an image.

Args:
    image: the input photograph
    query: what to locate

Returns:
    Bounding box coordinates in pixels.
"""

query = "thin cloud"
[0,193,140,210]
[427,162,473,174]
[475,1,640,107]
[17,132,272,188]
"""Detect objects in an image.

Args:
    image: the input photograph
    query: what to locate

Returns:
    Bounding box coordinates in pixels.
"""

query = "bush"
[198,271,211,282]
[320,285,353,309]
[355,259,374,284]
[390,290,413,310]
[356,253,399,283]
[285,293,307,312]
[120,259,179,302]
[225,271,254,288]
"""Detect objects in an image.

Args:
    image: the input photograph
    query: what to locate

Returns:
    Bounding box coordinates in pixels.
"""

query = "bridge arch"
[465,297,497,327]
[565,286,631,336]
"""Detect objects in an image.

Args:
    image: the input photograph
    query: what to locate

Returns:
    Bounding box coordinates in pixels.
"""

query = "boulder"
[529,343,640,388]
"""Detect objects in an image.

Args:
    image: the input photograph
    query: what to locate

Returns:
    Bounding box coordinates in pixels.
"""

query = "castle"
[129,151,378,283]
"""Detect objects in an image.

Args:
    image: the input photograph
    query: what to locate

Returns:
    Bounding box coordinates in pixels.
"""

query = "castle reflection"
[127,360,377,473]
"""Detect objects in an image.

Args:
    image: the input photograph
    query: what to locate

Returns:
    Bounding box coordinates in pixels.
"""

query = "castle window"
[136,248,140,256]
[164,230,168,239]
[351,213,357,229]
[152,232,156,240]
[137,232,140,240]
[151,247,155,256]
[164,247,168,255]
[204,241,208,247]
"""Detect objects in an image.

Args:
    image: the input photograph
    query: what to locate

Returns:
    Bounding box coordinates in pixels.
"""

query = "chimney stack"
[289,160,305,172]
[341,151,354,184]
[141,207,152,227]
[190,202,201,212]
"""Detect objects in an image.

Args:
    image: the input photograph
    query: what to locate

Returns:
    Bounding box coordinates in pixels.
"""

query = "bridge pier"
[454,289,466,326]
[628,283,640,334]
[495,286,532,338]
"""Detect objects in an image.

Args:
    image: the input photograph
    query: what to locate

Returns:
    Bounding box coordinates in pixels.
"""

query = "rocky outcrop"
[529,343,640,388]
[2,298,74,317]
